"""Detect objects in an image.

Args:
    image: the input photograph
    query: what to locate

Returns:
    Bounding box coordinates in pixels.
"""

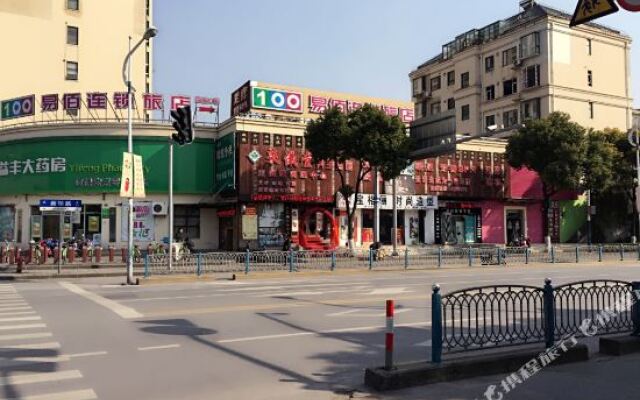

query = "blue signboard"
[39,199,82,209]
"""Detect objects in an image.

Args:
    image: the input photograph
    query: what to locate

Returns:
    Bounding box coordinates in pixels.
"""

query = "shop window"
[109,208,116,243]
[263,133,271,145]
[174,205,200,239]
[285,135,293,148]
[258,203,285,248]
[0,206,16,242]
[251,133,259,145]
[273,134,282,147]
[295,136,303,148]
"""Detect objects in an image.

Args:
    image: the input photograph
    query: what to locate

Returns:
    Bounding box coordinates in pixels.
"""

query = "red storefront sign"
[251,194,334,203]
[216,209,236,218]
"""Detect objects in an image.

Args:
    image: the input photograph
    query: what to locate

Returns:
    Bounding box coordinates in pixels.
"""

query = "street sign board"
[617,0,640,11]
[120,152,133,197]
[570,0,619,27]
[39,199,82,212]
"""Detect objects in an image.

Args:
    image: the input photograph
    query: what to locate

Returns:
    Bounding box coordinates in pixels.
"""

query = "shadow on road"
[0,347,59,400]
[137,315,431,397]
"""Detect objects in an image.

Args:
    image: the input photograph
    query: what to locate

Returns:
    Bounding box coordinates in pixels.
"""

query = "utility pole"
[373,167,380,243]
[586,189,592,246]
[168,140,174,271]
[392,178,398,255]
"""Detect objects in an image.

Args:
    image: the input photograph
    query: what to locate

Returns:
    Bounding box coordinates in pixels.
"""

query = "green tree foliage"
[305,104,413,248]
[507,112,586,197]
[583,129,618,196]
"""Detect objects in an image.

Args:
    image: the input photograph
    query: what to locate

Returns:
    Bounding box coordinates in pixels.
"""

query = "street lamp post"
[121,27,157,285]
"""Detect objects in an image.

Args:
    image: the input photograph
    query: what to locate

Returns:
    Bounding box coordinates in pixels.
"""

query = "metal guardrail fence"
[4,243,640,275]
[140,244,640,277]
[431,279,640,363]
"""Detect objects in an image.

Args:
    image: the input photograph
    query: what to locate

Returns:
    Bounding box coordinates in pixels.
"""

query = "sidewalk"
[362,351,640,400]
[1,259,638,281]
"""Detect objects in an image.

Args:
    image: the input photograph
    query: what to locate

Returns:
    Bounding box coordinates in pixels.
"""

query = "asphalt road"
[1,262,640,400]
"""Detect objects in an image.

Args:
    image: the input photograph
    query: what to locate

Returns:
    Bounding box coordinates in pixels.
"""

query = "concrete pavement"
[0,262,638,399]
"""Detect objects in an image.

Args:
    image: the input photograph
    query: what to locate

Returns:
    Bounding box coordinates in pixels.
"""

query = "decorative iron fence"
[140,244,640,277]
[431,279,640,363]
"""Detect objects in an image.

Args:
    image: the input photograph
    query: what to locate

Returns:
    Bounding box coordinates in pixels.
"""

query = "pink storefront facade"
[481,167,545,245]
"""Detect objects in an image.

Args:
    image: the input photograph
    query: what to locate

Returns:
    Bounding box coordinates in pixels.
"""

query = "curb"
[364,343,589,391]
[599,335,640,356]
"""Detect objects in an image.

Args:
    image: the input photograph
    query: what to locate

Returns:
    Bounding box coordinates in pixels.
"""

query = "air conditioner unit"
[513,59,524,67]
[152,202,167,216]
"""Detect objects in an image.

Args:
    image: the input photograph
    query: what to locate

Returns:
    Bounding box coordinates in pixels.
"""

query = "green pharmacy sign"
[0,136,214,195]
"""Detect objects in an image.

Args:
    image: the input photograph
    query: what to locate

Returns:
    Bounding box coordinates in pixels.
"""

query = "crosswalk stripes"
[0,284,98,399]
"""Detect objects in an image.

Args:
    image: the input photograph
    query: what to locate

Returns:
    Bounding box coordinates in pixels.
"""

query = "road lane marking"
[0,323,47,331]
[0,355,71,367]
[216,321,430,344]
[137,344,181,351]
[0,370,82,386]
[327,309,363,317]
[0,342,61,351]
[8,389,98,400]
[0,316,41,323]
[0,332,52,341]
[67,351,108,358]
[0,311,36,317]
[59,282,143,319]
[0,302,29,307]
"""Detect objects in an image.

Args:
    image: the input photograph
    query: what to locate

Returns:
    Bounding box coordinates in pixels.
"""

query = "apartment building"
[409,0,633,144]
[0,0,152,120]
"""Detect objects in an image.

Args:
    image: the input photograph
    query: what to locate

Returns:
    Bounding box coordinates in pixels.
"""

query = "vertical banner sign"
[133,154,146,198]
[214,133,235,192]
[120,152,133,197]
[291,208,299,234]
[241,206,258,241]
[30,215,42,239]
[1,95,35,120]
[121,202,155,242]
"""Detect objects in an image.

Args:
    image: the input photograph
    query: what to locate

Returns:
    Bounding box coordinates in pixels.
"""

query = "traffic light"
[170,105,194,146]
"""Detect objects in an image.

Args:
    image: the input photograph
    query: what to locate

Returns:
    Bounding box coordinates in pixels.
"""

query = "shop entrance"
[506,208,526,246]
[436,207,482,245]
[298,207,338,250]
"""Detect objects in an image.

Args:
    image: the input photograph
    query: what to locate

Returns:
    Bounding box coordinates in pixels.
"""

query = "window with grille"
[174,206,200,239]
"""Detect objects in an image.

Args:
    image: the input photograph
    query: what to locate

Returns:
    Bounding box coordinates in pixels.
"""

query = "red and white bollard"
[385,299,394,371]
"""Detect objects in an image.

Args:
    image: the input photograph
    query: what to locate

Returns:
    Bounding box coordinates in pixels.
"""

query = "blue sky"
[153,0,639,117]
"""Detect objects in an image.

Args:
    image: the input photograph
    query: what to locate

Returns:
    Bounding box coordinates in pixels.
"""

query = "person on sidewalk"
[282,235,291,266]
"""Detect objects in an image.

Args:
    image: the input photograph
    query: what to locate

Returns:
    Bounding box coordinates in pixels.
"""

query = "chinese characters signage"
[0,92,220,121]
[0,137,213,195]
[214,133,235,192]
[0,158,66,177]
[336,193,438,210]
[121,201,155,242]
[308,95,414,123]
